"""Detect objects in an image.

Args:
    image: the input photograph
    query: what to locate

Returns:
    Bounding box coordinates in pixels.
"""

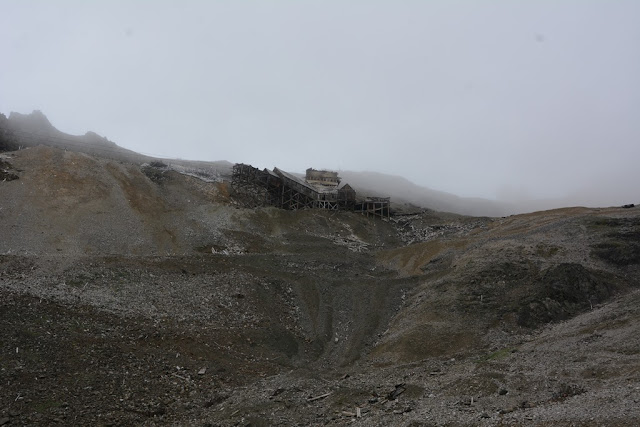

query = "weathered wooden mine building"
[231,164,390,219]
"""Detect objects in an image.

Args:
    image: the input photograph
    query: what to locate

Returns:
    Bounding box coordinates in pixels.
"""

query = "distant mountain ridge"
[3,110,145,161]
[338,170,515,217]
[0,110,233,176]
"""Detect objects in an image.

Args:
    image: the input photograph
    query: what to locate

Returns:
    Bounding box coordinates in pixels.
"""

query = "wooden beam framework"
[357,197,391,220]
[230,163,390,219]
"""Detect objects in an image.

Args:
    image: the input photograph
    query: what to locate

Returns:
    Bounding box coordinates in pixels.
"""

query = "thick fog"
[1,1,639,208]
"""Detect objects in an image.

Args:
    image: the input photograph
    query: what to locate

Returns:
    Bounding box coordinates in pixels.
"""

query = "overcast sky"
[1,1,639,204]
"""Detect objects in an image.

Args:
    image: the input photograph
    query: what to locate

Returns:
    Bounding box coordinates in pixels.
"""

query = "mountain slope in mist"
[1,110,233,177]
[339,170,515,217]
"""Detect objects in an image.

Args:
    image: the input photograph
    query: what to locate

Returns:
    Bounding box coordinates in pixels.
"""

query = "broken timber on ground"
[231,163,390,219]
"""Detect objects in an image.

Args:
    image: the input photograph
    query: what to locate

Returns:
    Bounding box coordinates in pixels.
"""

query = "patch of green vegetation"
[586,216,640,264]
[614,347,640,356]
[478,347,516,362]
[589,218,625,228]
[591,241,640,266]
[31,399,62,413]
[535,244,560,258]
[67,273,92,287]
[587,217,640,234]
[516,263,618,328]
[448,375,500,395]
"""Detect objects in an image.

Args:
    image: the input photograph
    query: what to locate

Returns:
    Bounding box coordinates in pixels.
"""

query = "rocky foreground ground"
[1,146,639,426]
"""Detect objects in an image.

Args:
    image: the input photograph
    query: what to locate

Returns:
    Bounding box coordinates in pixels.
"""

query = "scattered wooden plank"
[307,392,331,402]
[171,373,189,381]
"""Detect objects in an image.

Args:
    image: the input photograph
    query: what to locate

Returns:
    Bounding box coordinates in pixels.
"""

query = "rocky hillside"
[2,111,524,216]
[1,134,639,425]
[339,170,516,217]
[0,111,234,180]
